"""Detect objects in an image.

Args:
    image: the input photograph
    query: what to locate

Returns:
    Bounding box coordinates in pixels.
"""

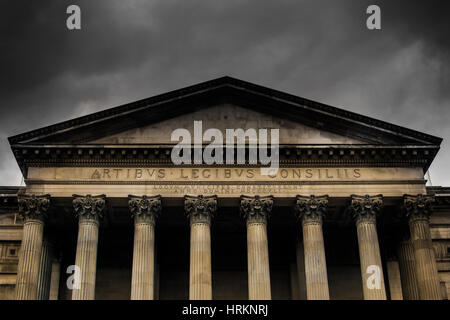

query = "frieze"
[27,167,425,183]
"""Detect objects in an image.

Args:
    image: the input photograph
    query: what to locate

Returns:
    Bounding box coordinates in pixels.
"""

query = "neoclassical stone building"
[0,77,449,300]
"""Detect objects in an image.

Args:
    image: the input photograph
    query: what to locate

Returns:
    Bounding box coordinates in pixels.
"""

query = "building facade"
[0,77,449,300]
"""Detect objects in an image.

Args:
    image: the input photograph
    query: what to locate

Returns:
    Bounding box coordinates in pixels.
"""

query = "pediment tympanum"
[88,104,366,145]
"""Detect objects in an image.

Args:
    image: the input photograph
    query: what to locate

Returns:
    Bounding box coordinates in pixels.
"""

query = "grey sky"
[1,0,449,186]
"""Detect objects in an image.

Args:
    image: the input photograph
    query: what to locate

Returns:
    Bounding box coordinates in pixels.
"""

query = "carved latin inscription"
[27,167,426,184]
[88,168,362,181]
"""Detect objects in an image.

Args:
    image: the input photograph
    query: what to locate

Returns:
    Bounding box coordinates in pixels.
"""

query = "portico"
[3,77,448,300]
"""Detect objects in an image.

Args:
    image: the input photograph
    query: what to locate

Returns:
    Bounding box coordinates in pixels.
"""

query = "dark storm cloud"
[383,1,450,51]
[0,0,449,186]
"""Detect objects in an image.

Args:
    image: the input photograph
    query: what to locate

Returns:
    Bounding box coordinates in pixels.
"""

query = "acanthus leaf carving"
[184,195,217,226]
[295,195,328,225]
[403,194,435,223]
[128,195,161,224]
[18,194,51,222]
[349,194,383,224]
[240,195,274,225]
[72,194,106,222]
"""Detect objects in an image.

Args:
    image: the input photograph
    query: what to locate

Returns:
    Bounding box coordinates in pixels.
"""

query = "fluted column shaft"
[386,260,403,300]
[15,194,50,300]
[295,195,330,300]
[36,240,52,300]
[49,259,61,300]
[409,219,442,300]
[241,195,273,300]
[356,219,386,299]
[72,218,99,300]
[72,194,105,300]
[295,236,307,300]
[397,239,420,299]
[129,195,161,300]
[302,220,329,299]
[247,220,271,300]
[185,195,216,300]
[189,221,212,299]
[15,219,45,299]
[410,219,441,299]
[404,194,441,300]
[131,221,155,299]
[351,194,386,300]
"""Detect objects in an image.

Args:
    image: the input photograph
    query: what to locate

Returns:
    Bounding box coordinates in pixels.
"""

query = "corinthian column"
[403,194,441,300]
[15,194,50,300]
[72,194,106,300]
[129,195,161,300]
[185,195,217,300]
[240,195,273,300]
[295,195,330,300]
[350,194,386,300]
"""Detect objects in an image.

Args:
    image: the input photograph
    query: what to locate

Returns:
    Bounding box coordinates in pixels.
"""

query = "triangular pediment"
[9,76,442,146]
[88,104,366,145]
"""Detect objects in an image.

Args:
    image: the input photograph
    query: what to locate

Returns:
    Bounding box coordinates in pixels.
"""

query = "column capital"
[295,195,328,225]
[18,194,51,222]
[349,194,383,225]
[240,195,274,225]
[72,194,106,222]
[184,195,217,226]
[128,195,161,225]
[403,194,435,223]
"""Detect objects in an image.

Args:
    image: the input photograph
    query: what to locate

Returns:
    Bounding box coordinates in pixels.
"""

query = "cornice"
[11,145,438,175]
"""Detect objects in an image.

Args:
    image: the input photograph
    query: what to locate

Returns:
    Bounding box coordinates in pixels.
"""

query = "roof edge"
[8,76,443,146]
